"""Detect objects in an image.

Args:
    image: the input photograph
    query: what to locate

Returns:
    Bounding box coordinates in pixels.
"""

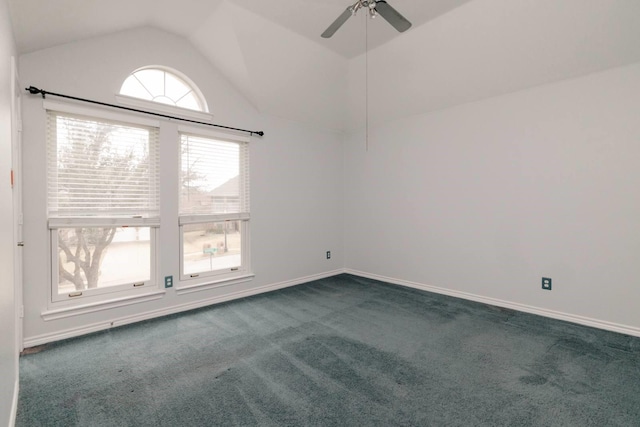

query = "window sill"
[42,290,166,321]
[175,274,255,296]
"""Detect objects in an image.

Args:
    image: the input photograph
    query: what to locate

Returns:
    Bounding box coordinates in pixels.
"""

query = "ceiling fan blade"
[375,1,412,33]
[321,7,353,38]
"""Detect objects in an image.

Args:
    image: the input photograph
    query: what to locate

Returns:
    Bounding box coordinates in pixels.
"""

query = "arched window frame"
[116,66,212,122]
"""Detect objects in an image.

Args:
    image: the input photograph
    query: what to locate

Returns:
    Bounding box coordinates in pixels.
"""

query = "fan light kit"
[321,0,412,38]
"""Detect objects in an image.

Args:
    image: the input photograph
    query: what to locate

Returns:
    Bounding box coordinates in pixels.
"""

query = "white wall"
[344,62,640,335]
[189,0,349,132]
[20,27,344,345]
[0,0,17,423]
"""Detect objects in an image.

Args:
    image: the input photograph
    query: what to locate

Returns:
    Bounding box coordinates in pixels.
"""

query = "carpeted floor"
[16,274,640,426]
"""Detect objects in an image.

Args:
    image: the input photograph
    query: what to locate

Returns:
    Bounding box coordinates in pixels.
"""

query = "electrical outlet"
[542,277,552,291]
[164,275,173,288]
[326,251,331,260]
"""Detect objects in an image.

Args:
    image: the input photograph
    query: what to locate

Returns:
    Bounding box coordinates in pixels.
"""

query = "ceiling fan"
[321,0,412,38]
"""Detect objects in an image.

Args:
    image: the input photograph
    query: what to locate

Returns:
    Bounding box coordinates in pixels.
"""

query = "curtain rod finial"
[26,86,46,98]
[255,131,265,137]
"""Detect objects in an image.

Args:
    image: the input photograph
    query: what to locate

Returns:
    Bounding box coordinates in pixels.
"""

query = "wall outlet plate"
[164,275,173,288]
[542,277,552,291]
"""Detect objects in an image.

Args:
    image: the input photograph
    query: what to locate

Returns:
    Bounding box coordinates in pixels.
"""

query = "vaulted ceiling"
[8,0,640,132]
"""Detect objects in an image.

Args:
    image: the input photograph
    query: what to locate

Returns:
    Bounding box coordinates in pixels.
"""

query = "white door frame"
[11,56,23,352]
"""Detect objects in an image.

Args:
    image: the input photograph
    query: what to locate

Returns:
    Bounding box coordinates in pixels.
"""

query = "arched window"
[120,67,208,112]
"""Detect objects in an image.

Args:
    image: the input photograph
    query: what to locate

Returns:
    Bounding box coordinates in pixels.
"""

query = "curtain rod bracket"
[25,85,264,136]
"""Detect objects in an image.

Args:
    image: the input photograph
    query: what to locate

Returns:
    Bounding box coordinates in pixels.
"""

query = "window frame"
[115,94,213,123]
[49,222,160,305]
[177,125,251,286]
[117,66,211,116]
[178,217,251,283]
[45,101,161,306]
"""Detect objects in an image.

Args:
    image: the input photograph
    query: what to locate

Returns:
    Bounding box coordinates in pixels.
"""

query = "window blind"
[47,110,160,218]
[179,133,250,219]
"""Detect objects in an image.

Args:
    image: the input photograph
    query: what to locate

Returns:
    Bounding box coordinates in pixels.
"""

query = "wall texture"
[20,27,344,345]
[0,0,17,422]
[344,62,640,335]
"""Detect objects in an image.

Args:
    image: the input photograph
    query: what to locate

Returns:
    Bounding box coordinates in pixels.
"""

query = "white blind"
[47,110,160,218]
[179,133,250,217]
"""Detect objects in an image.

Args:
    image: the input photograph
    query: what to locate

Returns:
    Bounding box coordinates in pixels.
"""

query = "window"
[47,108,160,303]
[179,129,250,283]
[120,67,208,112]
[42,68,251,312]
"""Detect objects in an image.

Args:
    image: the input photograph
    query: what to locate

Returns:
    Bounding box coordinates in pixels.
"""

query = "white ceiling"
[8,0,640,132]
[8,0,473,58]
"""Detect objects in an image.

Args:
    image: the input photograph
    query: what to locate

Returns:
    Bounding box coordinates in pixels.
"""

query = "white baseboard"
[23,268,640,347]
[23,269,346,348]
[346,269,640,338]
[9,378,18,427]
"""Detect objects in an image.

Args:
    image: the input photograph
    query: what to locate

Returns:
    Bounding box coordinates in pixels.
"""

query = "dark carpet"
[16,274,640,426]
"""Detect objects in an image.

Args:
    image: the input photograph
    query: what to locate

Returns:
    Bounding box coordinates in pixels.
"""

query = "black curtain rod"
[25,86,264,137]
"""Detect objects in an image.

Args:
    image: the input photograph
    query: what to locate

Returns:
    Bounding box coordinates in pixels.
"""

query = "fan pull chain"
[365,10,369,152]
